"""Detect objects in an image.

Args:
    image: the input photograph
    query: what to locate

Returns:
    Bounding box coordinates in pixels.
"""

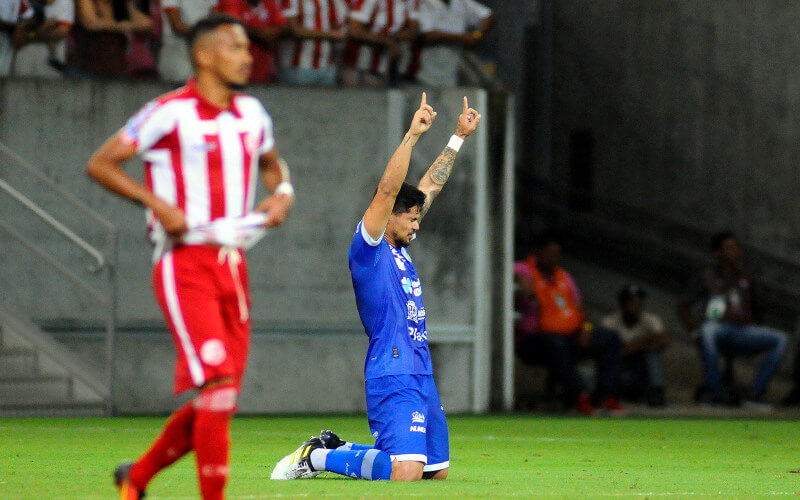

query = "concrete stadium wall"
[551,1,800,255]
[0,80,489,413]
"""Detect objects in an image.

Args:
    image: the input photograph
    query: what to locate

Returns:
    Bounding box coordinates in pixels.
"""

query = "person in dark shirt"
[678,231,787,408]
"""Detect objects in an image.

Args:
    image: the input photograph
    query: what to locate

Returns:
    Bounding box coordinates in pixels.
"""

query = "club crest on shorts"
[200,339,227,366]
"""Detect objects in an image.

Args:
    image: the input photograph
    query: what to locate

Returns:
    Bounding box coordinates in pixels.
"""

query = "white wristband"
[274,181,295,199]
[447,135,464,152]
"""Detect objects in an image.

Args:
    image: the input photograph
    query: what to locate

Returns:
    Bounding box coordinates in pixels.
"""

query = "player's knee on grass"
[391,460,424,482]
[422,467,448,480]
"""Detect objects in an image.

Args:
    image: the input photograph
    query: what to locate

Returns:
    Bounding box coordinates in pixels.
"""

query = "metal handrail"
[0,141,118,414]
[0,179,106,271]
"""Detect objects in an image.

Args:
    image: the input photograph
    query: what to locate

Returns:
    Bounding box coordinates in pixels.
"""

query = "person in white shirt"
[601,284,669,407]
[0,0,34,76]
[12,0,74,78]
[415,0,493,87]
[158,0,217,81]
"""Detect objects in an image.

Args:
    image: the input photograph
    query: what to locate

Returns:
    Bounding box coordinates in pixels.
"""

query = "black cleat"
[319,429,346,449]
[114,462,146,499]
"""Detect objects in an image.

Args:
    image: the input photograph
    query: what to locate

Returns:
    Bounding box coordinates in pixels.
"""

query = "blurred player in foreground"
[86,14,294,500]
[271,93,481,481]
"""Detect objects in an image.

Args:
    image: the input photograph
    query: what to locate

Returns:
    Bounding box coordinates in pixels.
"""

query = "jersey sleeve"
[349,0,378,24]
[258,103,276,155]
[464,0,492,26]
[119,100,178,154]
[348,219,383,268]
[282,0,299,18]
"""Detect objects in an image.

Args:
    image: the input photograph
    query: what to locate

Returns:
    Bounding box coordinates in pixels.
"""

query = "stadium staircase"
[0,141,117,417]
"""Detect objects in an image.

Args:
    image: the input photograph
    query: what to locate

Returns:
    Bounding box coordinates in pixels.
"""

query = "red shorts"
[153,245,251,394]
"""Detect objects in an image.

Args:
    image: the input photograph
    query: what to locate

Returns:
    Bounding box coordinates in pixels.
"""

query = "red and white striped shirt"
[120,79,275,253]
[342,0,410,75]
[279,0,349,70]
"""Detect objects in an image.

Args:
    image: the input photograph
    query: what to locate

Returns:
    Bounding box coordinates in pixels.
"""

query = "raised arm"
[362,92,436,240]
[417,96,481,219]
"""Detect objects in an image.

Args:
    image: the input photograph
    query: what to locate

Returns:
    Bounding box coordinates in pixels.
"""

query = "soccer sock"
[337,442,375,451]
[129,401,195,490]
[310,448,392,480]
[192,385,237,500]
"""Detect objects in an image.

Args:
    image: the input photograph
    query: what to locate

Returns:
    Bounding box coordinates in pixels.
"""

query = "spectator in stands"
[414,0,493,87]
[278,0,349,87]
[216,0,287,84]
[678,230,787,408]
[158,0,217,82]
[72,0,153,78]
[602,284,669,407]
[340,0,416,87]
[0,0,34,76]
[11,0,73,78]
[514,232,625,416]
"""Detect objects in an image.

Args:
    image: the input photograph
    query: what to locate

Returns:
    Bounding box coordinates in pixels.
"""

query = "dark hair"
[533,229,563,251]
[711,230,736,252]
[188,14,245,50]
[617,284,646,306]
[392,182,426,215]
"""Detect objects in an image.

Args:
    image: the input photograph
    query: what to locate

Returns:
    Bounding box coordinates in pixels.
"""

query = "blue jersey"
[348,220,433,380]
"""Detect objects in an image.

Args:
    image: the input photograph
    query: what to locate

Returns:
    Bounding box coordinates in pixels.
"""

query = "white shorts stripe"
[162,252,205,387]
[423,460,449,473]
[390,453,427,464]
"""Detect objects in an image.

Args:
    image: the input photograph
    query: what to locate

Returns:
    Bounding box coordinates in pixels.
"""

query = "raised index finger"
[463,96,469,113]
[421,92,427,108]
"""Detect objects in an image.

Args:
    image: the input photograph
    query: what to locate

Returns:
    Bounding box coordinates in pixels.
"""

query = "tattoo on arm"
[421,147,456,217]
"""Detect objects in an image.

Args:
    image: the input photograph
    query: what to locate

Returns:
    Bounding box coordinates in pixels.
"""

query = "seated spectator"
[415,0,494,87]
[340,0,416,87]
[158,0,217,82]
[1,0,34,76]
[216,0,287,84]
[11,0,73,78]
[514,232,625,415]
[71,0,153,78]
[602,284,669,407]
[678,230,787,408]
[277,0,348,87]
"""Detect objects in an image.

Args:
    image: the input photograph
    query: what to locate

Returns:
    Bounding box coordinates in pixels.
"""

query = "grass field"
[2,415,800,498]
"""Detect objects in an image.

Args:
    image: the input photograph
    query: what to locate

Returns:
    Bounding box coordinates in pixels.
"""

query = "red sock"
[129,401,195,490]
[193,386,237,500]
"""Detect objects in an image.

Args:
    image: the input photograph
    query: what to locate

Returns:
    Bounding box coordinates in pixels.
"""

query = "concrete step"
[0,401,107,417]
[0,347,38,377]
[0,375,72,405]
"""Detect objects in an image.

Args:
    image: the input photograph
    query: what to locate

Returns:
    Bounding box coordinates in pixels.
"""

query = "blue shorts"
[365,374,449,472]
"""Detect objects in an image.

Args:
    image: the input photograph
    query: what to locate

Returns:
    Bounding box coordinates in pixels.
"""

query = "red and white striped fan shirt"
[280,0,349,70]
[120,79,275,254]
[342,0,409,75]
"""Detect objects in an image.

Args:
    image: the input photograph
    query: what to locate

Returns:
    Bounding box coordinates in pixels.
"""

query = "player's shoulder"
[234,94,271,118]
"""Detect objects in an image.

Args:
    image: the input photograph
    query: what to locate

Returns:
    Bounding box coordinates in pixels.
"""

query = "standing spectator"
[0,0,34,76]
[278,0,349,86]
[216,0,287,84]
[514,233,625,415]
[158,0,216,81]
[415,0,493,87]
[72,0,153,77]
[678,231,787,408]
[392,0,419,84]
[340,0,413,87]
[602,284,669,407]
[11,0,73,78]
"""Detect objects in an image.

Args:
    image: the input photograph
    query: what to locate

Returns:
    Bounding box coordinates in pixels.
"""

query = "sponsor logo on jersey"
[401,277,413,294]
[408,327,427,342]
[418,308,426,320]
[412,280,422,296]
[409,425,426,433]
[407,300,418,321]
[412,411,425,424]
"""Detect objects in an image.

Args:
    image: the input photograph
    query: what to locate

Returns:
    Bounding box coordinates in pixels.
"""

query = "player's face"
[536,242,561,270]
[622,296,642,318]
[387,206,421,248]
[211,25,253,89]
[715,237,741,264]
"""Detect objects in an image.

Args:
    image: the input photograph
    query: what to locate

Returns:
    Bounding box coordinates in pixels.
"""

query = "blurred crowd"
[0,0,494,87]
[515,230,800,415]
